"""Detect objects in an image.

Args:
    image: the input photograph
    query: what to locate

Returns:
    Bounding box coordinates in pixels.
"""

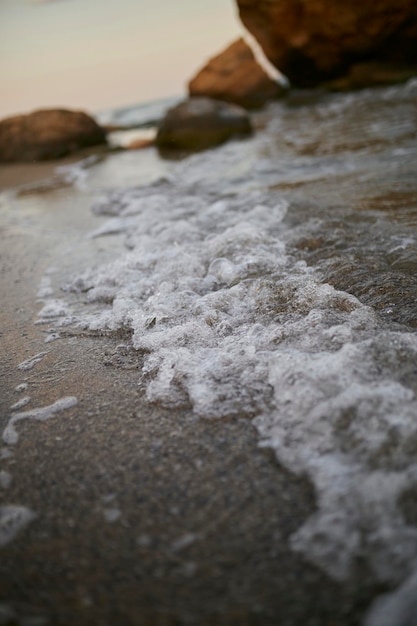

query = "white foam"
[0,471,12,489]
[2,397,78,445]
[53,82,417,603]
[103,508,121,523]
[55,154,102,189]
[365,569,417,626]
[62,170,417,587]
[64,186,417,588]
[0,449,13,461]
[88,217,138,239]
[0,505,36,547]
[37,276,53,299]
[10,397,31,411]
[44,332,60,343]
[37,300,71,320]
[170,533,199,553]
[17,352,48,371]
[15,383,28,393]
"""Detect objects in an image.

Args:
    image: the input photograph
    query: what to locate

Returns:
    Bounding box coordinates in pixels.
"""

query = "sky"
[0,0,242,118]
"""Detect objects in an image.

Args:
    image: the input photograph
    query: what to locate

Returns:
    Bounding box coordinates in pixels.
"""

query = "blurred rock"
[189,38,285,109]
[156,98,252,152]
[0,109,107,163]
[236,0,417,87]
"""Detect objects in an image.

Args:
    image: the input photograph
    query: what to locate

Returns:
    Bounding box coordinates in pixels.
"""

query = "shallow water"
[2,80,417,624]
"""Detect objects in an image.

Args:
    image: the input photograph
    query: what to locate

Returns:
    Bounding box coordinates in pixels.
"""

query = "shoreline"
[0,146,382,626]
[0,144,114,193]
[0,159,73,193]
[2,80,417,624]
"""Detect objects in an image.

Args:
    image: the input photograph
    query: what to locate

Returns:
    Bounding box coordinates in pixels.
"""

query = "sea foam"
[50,82,417,608]
[3,397,78,446]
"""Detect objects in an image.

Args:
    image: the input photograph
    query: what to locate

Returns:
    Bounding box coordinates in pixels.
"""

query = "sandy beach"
[3,0,417,622]
[1,79,417,625]
[0,148,384,626]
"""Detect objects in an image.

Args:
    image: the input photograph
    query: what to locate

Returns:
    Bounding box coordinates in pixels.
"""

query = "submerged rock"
[156,97,252,152]
[0,109,107,163]
[189,38,285,109]
[236,0,417,87]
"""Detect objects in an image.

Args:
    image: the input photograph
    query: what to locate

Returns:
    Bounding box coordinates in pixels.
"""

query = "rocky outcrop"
[236,0,417,86]
[189,38,284,109]
[0,109,107,163]
[156,98,252,152]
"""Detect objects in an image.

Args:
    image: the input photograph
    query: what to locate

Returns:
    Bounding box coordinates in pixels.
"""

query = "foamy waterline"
[38,81,417,621]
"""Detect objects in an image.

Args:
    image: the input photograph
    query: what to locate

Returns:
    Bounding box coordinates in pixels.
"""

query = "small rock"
[0,108,107,163]
[156,97,252,152]
[189,37,285,109]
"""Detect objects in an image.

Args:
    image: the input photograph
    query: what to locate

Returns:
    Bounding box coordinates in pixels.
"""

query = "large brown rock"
[156,98,252,153]
[0,109,107,163]
[236,0,417,86]
[189,38,284,109]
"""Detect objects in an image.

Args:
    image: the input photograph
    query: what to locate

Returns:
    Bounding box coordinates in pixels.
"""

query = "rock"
[156,98,252,152]
[0,109,107,163]
[236,0,417,87]
[189,38,284,109]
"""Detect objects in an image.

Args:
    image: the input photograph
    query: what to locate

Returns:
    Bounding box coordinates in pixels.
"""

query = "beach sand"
[0,156,382,625]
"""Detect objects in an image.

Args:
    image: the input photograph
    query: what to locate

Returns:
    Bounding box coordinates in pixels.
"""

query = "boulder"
[236,0,417,87]
[0,109,107,163]
[189,38,284,109]
[156,98,252,152]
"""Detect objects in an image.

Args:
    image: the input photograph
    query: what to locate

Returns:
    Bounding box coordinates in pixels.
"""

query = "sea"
[2,81,417,624]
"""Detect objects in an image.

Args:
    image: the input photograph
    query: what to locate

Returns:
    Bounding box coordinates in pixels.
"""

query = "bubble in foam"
[0,505,36,547]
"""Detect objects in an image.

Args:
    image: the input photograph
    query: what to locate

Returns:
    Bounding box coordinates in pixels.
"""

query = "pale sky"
[0,0,242,118]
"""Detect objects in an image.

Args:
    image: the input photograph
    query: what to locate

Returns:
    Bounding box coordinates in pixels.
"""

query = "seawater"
[25,80,417,623]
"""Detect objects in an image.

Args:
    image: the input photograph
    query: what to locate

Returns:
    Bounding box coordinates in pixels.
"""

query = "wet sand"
[0,153,90,193]
[0,161,67,192]
[0,159,383,625]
